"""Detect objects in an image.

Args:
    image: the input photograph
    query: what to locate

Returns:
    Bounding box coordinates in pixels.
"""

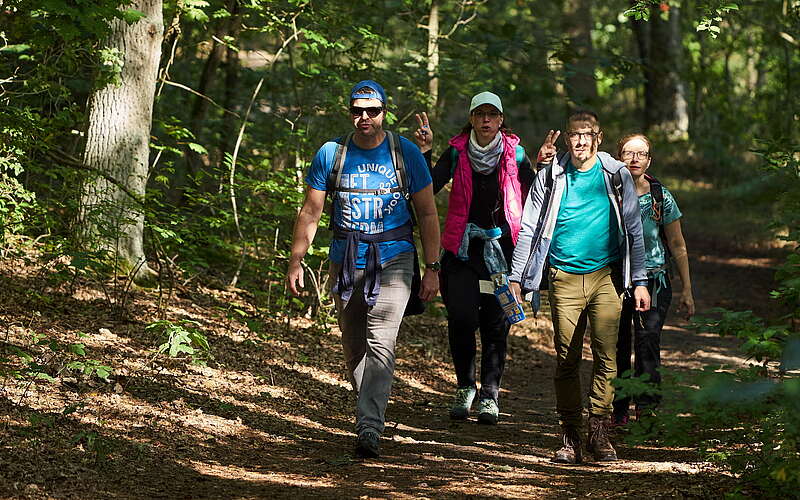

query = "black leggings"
[440,251,510,403]
[614,275,672,415]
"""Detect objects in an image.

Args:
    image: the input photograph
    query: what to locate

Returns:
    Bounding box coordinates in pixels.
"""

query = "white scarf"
[468,130,504,175]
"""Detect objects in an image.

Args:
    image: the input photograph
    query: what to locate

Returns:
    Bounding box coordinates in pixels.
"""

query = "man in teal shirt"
[510,110,650,463]
[549,156,621,273]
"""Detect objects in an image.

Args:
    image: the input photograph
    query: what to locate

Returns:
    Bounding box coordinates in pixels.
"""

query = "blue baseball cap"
[350,80,386,105]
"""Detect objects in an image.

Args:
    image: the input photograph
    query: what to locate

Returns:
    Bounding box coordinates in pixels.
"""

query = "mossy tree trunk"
[80,0,164,282]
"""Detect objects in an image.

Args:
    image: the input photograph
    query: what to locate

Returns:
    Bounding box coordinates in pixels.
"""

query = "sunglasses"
[350,106,383,118]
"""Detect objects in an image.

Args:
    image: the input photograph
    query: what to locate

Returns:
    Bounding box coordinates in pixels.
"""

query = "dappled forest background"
[2,0,800,497]
[2,0,797,289]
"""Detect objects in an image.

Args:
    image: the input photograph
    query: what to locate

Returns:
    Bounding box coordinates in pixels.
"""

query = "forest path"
[0,232,784,499]
[320,232,773,499]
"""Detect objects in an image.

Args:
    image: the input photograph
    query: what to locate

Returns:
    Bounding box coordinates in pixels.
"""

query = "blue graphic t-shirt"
[639,186,682,271]
[305,134,432,267]
[549,159,620,274]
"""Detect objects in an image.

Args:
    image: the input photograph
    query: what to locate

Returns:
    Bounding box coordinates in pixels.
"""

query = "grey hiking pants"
[331,251,413,435]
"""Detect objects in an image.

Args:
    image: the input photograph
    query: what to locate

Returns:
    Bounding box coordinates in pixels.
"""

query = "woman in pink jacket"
[414,92,536,424]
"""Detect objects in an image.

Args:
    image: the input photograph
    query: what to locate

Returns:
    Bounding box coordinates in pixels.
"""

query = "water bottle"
[492,273,526,325]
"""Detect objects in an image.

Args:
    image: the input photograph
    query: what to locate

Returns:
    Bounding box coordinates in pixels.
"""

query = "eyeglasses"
[472,110,502,119]
[350,106,383,118]
[566,131,599,142]
[621,151,650,160]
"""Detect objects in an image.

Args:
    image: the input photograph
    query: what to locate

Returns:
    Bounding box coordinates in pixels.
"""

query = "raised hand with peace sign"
[537,129,561,164]
[413,112,433,153]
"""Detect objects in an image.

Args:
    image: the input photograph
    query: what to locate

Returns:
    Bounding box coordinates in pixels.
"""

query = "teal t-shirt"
[639,186,682,271]
[549,160,620,274]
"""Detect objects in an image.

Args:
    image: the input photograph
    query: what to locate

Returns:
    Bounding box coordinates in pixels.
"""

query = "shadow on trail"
[0,238,761,498]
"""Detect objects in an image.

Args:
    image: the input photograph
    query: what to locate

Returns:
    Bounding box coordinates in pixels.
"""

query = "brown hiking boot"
[587,414,618,462]
[553,427,582,464]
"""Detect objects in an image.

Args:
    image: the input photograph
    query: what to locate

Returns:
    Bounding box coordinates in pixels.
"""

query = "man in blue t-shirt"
[287,80,440,459]
[509,110,651,464]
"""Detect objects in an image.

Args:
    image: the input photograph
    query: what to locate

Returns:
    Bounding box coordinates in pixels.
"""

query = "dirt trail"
[0,232,785,499]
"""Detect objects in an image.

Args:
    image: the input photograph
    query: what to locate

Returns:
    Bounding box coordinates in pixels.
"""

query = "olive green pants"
[549,265,623,428]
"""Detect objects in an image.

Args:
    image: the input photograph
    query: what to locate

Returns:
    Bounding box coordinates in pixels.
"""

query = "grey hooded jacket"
[508,151,648,312]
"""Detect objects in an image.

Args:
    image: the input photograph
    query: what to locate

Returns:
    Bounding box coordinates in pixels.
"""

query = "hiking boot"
[449,386,477,420]
[553,427,582,464]
[476,398,499,425]
[587,415,618,462]
[354,429,381,458]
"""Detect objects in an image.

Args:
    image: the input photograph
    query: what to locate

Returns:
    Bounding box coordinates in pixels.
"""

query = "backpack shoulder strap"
[545,161,555,190]
[611,169,624,210]
[386,131,408,197]
[534,162,555,231]
[645,173,664,223]
[327,132,353,192]
[612,169,623,192]
[515,145,525,166]
[450,146,458,176]
[386,131,416,226]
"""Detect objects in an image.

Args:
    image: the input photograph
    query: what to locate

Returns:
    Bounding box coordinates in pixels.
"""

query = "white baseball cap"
[469,91,503,113]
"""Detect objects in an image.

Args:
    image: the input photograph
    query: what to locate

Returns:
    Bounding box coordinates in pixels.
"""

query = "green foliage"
[0,109,39,247]
[71,429,114,463]
[694,2,740,37]
[624,0,740,37]
[146,319,211,364]
[96,47,124,88]
[625,140,800,497]
[0,330,113,390]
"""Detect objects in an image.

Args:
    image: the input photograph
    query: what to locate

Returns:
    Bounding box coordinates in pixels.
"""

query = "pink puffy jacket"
[441,132,524,255]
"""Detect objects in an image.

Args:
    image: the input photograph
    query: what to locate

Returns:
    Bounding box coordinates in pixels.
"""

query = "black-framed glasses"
[350,106,383,118]
[472,110,502,119]
[621,151,650,160]
[566,131,599,142]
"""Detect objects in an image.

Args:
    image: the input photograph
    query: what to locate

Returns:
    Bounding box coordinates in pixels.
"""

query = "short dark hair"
[567,109,600,131]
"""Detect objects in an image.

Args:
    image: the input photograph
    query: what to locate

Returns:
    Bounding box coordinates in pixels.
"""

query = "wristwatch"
[425,260,441,272]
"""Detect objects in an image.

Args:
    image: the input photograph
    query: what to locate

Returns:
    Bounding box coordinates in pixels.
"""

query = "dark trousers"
[441,251,510,403]
[614,275,672,415]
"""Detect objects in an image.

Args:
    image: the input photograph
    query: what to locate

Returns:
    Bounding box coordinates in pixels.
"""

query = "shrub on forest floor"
[146,319,211,365]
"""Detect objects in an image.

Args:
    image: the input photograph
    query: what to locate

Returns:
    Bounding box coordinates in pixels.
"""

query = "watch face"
[427,261,441,271]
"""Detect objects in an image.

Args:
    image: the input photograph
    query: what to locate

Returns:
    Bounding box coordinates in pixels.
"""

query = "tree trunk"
[562,0,597,107]
[80,0,163,281]
[183,0,239,191]
[643,3,689,140]
[426,0,440,118]
[218,2,242,166]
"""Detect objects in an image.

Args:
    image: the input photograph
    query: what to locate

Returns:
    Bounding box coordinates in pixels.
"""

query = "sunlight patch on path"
[268,358,351,390]
[184,459,338,489]
[695,254,779,269]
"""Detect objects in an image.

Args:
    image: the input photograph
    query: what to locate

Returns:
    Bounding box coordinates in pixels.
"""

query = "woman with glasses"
[612,133,695,425]
[413,92,537,425]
